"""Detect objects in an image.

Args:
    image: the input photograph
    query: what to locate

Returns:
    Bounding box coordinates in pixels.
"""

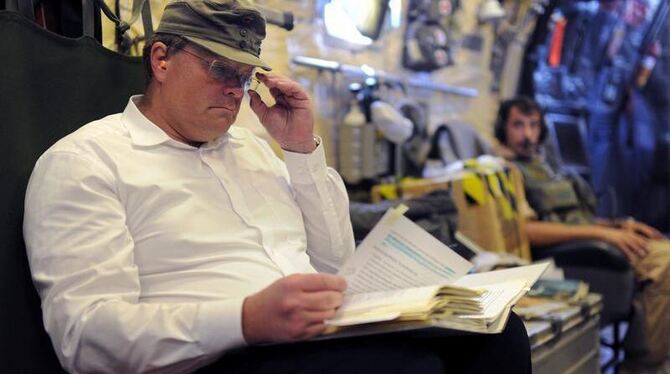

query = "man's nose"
[223,85,245,99]
[522,124,534,138]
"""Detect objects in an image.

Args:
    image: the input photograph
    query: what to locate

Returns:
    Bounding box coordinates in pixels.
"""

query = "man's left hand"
[248,72,316,154]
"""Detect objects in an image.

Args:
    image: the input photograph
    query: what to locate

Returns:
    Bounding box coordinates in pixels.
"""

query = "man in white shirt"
[24,1,531,373]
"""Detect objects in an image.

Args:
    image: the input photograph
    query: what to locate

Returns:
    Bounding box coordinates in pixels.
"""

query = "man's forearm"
[283,141,355,272]
[594,217,626,227]
[526,221,605,246]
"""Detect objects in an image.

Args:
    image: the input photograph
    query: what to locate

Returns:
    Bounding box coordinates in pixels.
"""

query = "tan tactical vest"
[512,157,596,225]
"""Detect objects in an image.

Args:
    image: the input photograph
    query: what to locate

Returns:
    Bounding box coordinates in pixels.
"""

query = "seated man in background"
[22,1,531,372]
[494,96,670,372]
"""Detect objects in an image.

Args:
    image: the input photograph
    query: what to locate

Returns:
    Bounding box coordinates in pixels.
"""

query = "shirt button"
[239,29,248,37]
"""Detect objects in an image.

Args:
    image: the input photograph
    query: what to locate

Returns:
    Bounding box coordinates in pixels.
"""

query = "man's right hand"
[242,273,346,344]
[620,219,664,240]
[598,227,649,261]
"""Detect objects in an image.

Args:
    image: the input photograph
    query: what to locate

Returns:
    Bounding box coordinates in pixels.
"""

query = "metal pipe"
[292,56,478,97]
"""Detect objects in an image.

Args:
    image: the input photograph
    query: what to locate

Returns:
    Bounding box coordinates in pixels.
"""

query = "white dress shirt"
[23,96,355,373]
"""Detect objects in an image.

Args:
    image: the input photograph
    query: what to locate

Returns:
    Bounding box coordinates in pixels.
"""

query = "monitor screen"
[340,0,390,40]
[554,121,587,167]
[544,113,590,173]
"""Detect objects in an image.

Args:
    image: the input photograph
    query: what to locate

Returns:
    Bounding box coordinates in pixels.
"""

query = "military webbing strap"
[84,0,153,42]
[6,0,153,48]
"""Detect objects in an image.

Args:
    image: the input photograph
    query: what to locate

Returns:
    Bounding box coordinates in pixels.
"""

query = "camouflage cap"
[156,0,271,70]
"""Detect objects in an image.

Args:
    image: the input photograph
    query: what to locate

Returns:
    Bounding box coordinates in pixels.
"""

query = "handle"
[256,5,294,31]
[82,0,96,37]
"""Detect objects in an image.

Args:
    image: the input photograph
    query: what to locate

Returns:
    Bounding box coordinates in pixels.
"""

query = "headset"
[494,97,548,145]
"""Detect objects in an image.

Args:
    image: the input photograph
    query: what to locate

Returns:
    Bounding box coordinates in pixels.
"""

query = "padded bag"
[0,9,145,372]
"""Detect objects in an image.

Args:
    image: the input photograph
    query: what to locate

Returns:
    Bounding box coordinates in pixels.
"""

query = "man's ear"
[150,42,170,83]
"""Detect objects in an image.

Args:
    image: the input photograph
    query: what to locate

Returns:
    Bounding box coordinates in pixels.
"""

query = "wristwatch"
[616,216,635,228]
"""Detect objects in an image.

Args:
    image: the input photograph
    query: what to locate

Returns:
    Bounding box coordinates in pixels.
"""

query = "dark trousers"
[200,313,531,373]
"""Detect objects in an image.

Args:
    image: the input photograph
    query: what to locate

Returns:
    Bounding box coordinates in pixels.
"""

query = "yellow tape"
[386,204,409,226]
[462,174,486,205]
[487,174,503,197]
[499,197,514,220]
[463,159,479,169]
[497,172,518,219]
[498,171,515,195]
[378,184,399,201]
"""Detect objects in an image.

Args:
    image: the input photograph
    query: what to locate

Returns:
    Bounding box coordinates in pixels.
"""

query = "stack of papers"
[323,207,550,337]
[526,279,589,302]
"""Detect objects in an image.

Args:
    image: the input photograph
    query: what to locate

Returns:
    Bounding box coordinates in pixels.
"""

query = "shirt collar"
[122,95,175,147]
[122,95,245,149]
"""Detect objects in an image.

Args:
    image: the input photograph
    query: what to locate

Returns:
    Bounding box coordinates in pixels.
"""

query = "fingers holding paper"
[242,273,347,344]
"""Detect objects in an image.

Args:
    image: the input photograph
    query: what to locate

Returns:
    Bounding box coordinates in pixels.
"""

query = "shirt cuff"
[283,135,327,185]
[196,298,247,358]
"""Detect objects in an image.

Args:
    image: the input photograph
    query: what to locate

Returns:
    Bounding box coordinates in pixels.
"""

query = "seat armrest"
[532,240,631,271]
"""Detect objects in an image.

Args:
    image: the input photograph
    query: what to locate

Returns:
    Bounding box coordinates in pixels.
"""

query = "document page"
[338,209,473,294]
[453,262,550,289]
[458,280,527,320]
[327,285,441,326]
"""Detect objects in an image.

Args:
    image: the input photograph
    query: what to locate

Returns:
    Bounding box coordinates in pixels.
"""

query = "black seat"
[0,10,144,371]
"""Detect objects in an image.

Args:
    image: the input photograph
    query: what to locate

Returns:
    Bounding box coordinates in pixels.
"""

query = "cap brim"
[183,36,272,71]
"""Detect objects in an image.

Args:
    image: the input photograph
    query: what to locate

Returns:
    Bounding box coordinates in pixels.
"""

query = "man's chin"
[512,147,535,159]
[205,109,235,123]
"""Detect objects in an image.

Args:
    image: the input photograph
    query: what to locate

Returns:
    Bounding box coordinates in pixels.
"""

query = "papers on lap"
[324,207,549,336]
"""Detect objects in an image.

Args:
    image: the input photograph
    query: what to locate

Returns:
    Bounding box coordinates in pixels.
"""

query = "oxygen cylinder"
[339,97,367,184]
